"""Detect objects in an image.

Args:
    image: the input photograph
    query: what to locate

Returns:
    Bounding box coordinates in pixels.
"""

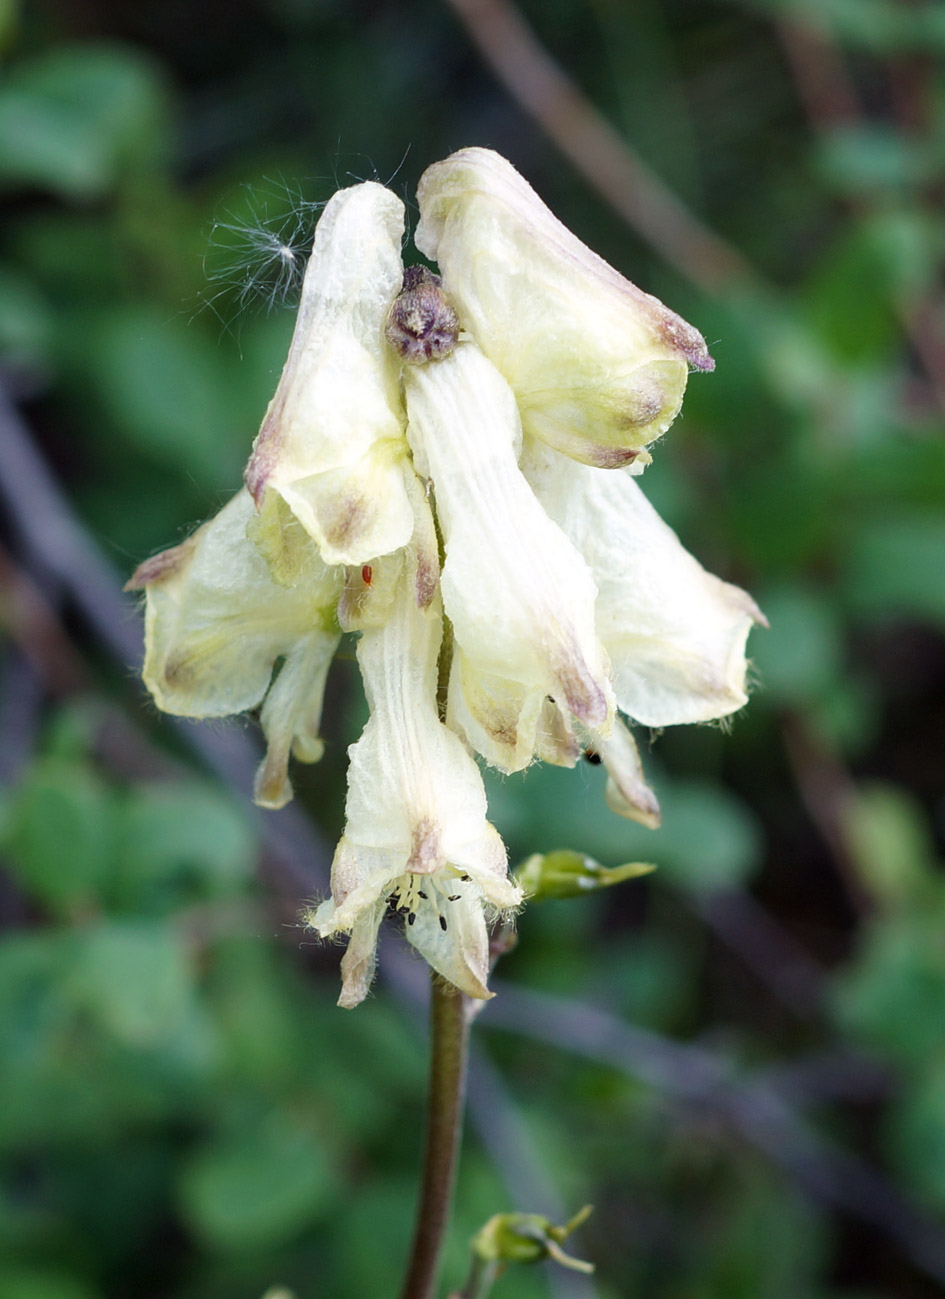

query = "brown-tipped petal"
[133,489,342,808]
[598,718,662,829]
[525,444,763,728]
[416,148,713,465]
[403,341,614,773]
[244,182,413,565]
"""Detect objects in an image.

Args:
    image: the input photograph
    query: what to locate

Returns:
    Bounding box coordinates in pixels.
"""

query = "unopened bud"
[516,849,654,901]
[472,1205,595,1273]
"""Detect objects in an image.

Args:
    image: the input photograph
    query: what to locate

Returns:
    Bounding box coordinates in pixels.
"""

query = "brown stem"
[399,976,471,1299]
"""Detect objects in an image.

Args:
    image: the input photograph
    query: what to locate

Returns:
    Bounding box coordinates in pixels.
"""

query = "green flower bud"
[472,1205,595,1273]
[516,850,654,901]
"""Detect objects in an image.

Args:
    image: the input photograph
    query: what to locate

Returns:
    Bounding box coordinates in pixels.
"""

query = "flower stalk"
[399,976,471,1299]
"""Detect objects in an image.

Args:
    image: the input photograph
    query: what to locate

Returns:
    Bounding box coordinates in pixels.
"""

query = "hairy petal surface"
[416,147,713,468]
[127,489,342,809]
[245,181,414,565]
[403,342,613,772]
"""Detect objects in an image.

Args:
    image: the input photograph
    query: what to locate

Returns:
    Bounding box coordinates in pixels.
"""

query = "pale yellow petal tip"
[437,970,494,1003]
[337,982,369,1010]
[605,778,662,830]
[252,758,293,810]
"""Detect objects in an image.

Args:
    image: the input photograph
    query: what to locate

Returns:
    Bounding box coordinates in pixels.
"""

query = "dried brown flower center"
[386,265,459,364]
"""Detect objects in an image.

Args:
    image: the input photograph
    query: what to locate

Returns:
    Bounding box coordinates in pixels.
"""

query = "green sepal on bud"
[515,850,655,901]
[471,1205,595,1274]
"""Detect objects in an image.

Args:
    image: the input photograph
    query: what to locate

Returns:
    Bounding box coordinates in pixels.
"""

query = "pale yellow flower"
[415,147,714,469]
[126,489,342,810]
[244,181,415,566]
[131,153,762,1009]
[310,524,521,1008]
[402,337,613,774]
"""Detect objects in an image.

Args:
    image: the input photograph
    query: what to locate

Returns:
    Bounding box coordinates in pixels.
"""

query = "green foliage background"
[1,0,944,1296]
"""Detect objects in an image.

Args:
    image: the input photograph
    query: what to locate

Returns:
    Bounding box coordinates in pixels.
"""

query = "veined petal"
[311,525,520,1006]
[337,466,441,633]
[245,181,413,564]
[415,148,713,468]
[403,341,614,773]
[126,489,342,808]
[525,444,764,727]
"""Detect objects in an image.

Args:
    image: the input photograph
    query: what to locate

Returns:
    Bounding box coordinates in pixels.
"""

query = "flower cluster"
[129,148,763,1008]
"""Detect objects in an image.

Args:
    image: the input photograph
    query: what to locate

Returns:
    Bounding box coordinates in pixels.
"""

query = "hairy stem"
[399,975,471,1299]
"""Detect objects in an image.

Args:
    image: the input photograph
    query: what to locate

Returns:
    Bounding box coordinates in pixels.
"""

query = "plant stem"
[399,975,470,1299]
[450,1254,503,1299]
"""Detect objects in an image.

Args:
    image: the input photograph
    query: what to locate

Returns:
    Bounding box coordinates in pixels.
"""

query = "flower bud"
[516,850,654,901]
[471,1206,595,1274]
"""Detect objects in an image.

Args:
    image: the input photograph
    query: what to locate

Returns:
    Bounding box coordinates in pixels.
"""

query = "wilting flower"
[244,181,414,567]
[415,147,714,468]
[398,308,612,773]
[126,489,342,810]
[130,147,762,1007]
[308,521,521,1008]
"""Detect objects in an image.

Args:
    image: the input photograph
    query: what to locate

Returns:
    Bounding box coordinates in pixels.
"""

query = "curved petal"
[127,489,342,807]
[525,445,763,727]
[406,888,492,1001]
[596,717,662,828]
[245,181,413,564]
[403,341,613,773]
[312,515,520,1003]
[338,899,386,1009]
[416,148,712,467]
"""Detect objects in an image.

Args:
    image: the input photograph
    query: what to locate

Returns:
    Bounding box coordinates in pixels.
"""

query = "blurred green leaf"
[0,1269,101,1299]
[751,584,843,704]
[3,760,115,915]
[0,46,168,200]
[832,909,945,1064]
[842,511,945,627]
[81,306,247,486]
[113,782,255,912]
[845,782,937,909]
[816,126,938,196]
[178,1112,337,1251]
[801,221,902,364]
[886,1058,945,1211]
[67,920,194,1047]
[0,265,52,370]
